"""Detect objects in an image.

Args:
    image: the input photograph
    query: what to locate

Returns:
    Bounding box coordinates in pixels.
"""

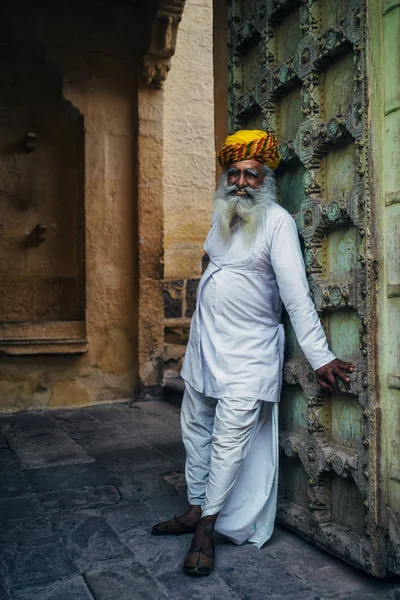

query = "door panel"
[227,0,384,575]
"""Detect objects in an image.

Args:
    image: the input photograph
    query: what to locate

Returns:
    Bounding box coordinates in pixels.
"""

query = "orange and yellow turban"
[217,129,281,170]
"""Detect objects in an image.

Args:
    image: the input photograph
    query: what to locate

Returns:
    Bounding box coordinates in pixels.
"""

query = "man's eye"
[244,170,258,178]
[228,170,239,177]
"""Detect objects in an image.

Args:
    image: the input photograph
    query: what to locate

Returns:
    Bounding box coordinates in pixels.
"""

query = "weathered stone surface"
[0,578,10,600]
[82,404,137,423]
[102,501,157,535]
[1,540,77,588]
[115,526,191,580]
[118,409,184,467]
[84,560,168,600]
[11,576,93,600]
[163,343,186,380]
[96,445,175,474]
[53,516,132,570]
[0,450,31,498]
[130,400,181,428]
[202,252,210,274]
[113,470,180,502]
[145,495,189,523]
[0,497,41,522]
[145,435,186,469]
[0,413,57,434]
[159,570,243,600]
[164,319,191,345]
[185,279,199,318]
[214,539,315,600]
[163,281,183,319]
[0,1,163,411]
[52,409,98,425]
[38,485,120,513]
[164,0,215,282]
[6,429,94,469]
[0,400,398,600]
[60,422,138,456]
[27,463,114,494]
[264,525,386,599]
[0,518,55,545]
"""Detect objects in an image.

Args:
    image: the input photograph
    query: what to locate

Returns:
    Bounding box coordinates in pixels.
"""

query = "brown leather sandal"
[184,522,215,576]
[184,545,214,576]
[152,515,197,536]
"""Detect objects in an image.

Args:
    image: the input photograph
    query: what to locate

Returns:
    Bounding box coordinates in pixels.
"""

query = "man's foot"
[152,506,201,536]
[184,519,215,576]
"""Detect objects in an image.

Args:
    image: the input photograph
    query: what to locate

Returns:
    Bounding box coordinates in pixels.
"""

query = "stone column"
[137,86,165,396]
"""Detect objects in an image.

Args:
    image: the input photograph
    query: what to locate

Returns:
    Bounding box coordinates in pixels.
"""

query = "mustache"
[223,184,258,199]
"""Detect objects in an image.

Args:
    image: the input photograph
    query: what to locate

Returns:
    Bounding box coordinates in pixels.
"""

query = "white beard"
[213,168,276,243]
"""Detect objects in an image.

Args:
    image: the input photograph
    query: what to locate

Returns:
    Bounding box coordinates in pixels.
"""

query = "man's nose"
[237,172,247,187]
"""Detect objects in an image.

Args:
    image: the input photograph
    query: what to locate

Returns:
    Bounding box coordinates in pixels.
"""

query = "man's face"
[226,159,265,197]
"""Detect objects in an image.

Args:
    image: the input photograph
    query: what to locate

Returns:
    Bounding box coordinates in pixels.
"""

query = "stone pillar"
[137,86,165,396]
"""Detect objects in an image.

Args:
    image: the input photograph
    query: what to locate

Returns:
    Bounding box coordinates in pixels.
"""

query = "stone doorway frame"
[137,0,187,397]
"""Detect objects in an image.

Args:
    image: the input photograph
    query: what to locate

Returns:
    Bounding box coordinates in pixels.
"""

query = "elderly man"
[152,130,355,575]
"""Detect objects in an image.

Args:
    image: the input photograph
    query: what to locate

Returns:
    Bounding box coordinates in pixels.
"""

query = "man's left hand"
[316,359,355,392]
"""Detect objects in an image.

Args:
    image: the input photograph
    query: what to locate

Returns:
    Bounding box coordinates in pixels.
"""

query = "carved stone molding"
[141,0,187,88]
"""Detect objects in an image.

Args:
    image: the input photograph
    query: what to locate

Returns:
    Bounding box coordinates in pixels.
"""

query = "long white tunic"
[181,200,335,400]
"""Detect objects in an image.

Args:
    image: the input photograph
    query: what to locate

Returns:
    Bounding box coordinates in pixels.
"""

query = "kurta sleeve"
[270,212,336,371]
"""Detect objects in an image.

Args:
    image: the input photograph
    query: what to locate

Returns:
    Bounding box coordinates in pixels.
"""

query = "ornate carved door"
[226,0,387,575]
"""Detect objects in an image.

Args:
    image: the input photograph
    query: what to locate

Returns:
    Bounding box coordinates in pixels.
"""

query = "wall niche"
[0,26,86,354]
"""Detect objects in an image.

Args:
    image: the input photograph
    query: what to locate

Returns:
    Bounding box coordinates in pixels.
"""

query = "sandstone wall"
[0,1,150,412]
[163,0,215,380]
[163,0,215,281]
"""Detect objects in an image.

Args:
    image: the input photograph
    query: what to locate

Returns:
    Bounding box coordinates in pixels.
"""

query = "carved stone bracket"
[141,1,186,89]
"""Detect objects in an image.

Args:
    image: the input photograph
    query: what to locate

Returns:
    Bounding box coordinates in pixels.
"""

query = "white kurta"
[181,200,335,400]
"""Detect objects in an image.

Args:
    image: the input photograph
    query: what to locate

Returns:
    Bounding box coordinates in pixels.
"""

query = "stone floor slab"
[0,450,31,498]
[52,409,98,425]
[6,429,94,469]
[11,575,94,600]
[82,404,137,423]
[102,500,158,535]
[0,413,57,434]
[0,496,41,522]
[215,540,315,600]
[116,406,181,438]
[27,462,114,494]
[1,400,400,599]
[0,518,55,545]
[0,577,11,600]
[95,443,174,472]
[116,470,182,502]
[38,485,121,513]
[60,422,140,456]
[137,431,186,469]
[133,400,181,417]
[84,560,168,600]
[265,526,395,599]
[117,526,188,573]
[53,515,133,570]
[145,495,189,522]
[1,540,77,588]
[158,570,243,600]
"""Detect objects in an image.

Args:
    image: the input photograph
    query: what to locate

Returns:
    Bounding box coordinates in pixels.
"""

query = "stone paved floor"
[0,399,399,600]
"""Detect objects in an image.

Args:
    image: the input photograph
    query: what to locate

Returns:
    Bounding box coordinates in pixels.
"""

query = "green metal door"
[226,0,388,576]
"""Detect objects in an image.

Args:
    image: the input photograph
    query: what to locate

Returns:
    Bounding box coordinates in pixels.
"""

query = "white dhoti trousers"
[181,382,279,549]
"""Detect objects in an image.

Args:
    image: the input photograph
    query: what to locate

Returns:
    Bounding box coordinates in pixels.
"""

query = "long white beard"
[213,169,276,243]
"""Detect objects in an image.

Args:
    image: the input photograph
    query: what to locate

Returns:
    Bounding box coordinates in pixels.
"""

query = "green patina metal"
[226,0,400,577]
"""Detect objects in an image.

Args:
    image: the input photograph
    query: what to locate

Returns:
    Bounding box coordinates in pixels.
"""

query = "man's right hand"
[316,359,355,392]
